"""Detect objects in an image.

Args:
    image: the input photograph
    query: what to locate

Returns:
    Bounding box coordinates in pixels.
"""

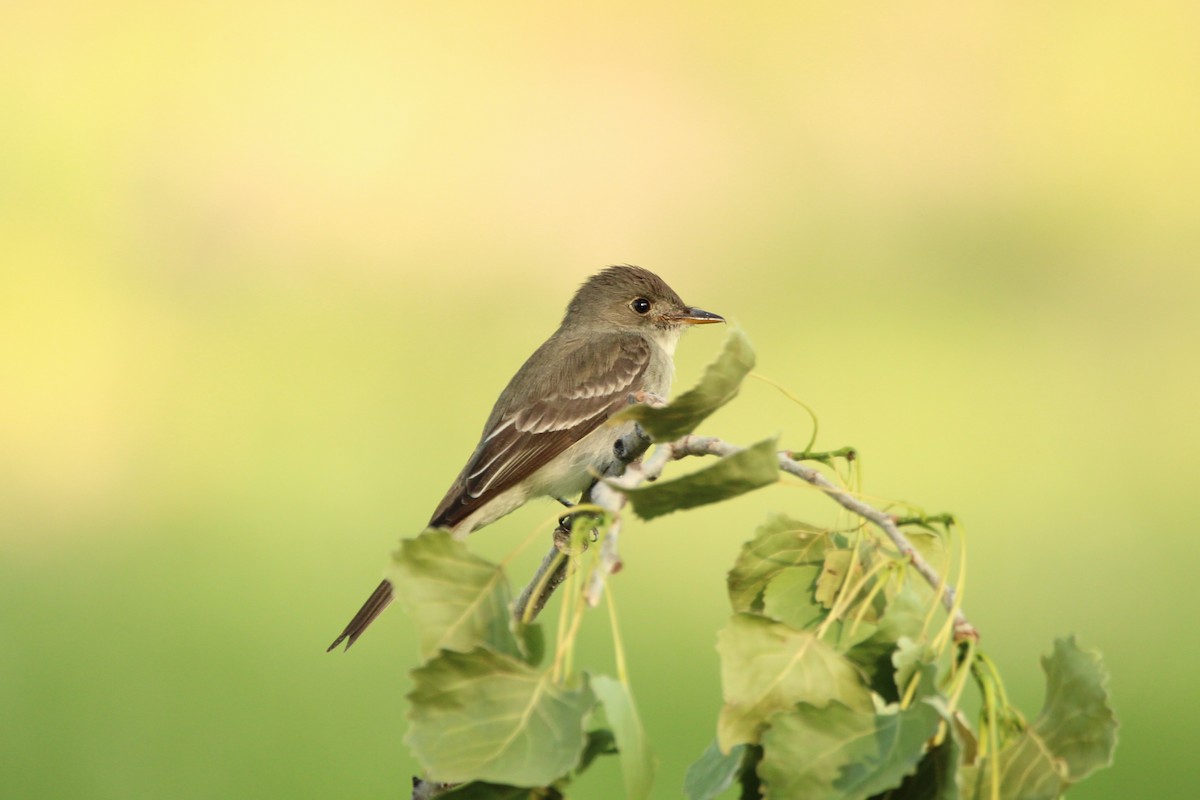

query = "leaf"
[390,530,520,660]
[758,700,941,800]
[902,530,949,579]
[684,740,746,800]
[621,437,779,520]
[727,514,830,613]
[892,637,938,703]
[953,709,979,766]
[845,582,928,703]
[515,622,545,668]
[882,717,962,800]
[814,549,856,608]
[761,564,825,630]
[591,676,656,800]
[613,327,755,440]
[1032,635,1118,781]
[964,729,1069,800]
[964,637,1117,798]
[716,614,872,751]
[876,579,927,641]
[406,649,595,786]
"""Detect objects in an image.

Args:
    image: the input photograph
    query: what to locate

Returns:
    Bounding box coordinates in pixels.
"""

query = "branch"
[514,430,978,642]
[512,546,569,624]
[667,435,978,641]
[785,454,978,640]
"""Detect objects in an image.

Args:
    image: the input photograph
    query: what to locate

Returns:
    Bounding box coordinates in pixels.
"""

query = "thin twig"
[513,548,568,624]
[583,439,677,605]
[511,424,653,623]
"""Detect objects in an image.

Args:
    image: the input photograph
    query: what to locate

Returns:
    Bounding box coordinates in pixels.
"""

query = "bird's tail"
[327,579,394,652]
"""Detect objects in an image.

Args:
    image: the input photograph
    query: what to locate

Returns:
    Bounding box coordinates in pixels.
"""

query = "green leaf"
[845,582,927,703]
[621,437,779,520]
[882,715,962,800]
[716,613,872,751]
[390,530,520,660]
[758,700,941,800]
[684,740,746,800]
[591,676,655,800]
[761,564,825,630]
[727,514,830,613]
[964,729,1069,800]
[892,637,938,703]
[876,579,927,641]
[515,622,545,668]
[613,327,755,440]
[964,637,1117,799]
[1032,635,1118,781]
[406,649,595,786]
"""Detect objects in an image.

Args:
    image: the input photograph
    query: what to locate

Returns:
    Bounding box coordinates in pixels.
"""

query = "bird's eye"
[631,297,651,315]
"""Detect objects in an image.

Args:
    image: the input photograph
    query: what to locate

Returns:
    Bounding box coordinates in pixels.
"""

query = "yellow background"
[3,2,1197,797]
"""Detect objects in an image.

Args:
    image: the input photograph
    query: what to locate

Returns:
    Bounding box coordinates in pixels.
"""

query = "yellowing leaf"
[716,614,871,751]
[814,549,857,608]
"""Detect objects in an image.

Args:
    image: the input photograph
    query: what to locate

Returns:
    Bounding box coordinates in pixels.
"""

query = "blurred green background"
[3,2,1197,797]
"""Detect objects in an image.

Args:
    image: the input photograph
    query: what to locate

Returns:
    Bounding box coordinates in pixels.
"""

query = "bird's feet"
[553,506,601,554]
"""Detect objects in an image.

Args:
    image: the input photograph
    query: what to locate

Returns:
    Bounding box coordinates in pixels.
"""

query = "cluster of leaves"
[683,515,1118,799]
[394,330,1117,799]
[394,529,650,799]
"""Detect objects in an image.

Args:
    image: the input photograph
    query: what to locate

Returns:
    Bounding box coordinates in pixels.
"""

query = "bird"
[327,265,723,651]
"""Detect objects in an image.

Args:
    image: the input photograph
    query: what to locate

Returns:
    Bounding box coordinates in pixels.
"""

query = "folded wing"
[429,333,651,529]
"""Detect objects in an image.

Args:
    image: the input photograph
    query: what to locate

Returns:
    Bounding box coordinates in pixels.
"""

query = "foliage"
[691,505,1116,799]
[396,331,1117,799]
[621,437,779,520]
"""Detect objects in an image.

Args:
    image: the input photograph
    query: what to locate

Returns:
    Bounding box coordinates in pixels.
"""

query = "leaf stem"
[790,445,858,465]
[845,561,894,642]
[605,590,630,685]
[944,638,977,715]
[749,371,821,453]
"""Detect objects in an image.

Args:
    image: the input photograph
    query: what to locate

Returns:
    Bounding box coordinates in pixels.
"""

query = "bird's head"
[563,265,723,335]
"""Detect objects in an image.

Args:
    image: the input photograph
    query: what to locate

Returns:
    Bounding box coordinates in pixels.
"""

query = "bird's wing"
[429,333,652,530]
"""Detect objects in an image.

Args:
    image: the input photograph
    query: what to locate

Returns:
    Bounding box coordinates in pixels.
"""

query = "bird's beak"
[673,307,725,325]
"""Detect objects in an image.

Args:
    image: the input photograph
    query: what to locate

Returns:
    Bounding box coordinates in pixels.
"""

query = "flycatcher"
[328,265,723,650]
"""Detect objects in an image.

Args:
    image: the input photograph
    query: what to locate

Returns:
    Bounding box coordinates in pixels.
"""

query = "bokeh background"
[3,2,1197,797]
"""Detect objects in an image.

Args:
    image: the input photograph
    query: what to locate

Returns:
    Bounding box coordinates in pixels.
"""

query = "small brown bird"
[328,265,723,650]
